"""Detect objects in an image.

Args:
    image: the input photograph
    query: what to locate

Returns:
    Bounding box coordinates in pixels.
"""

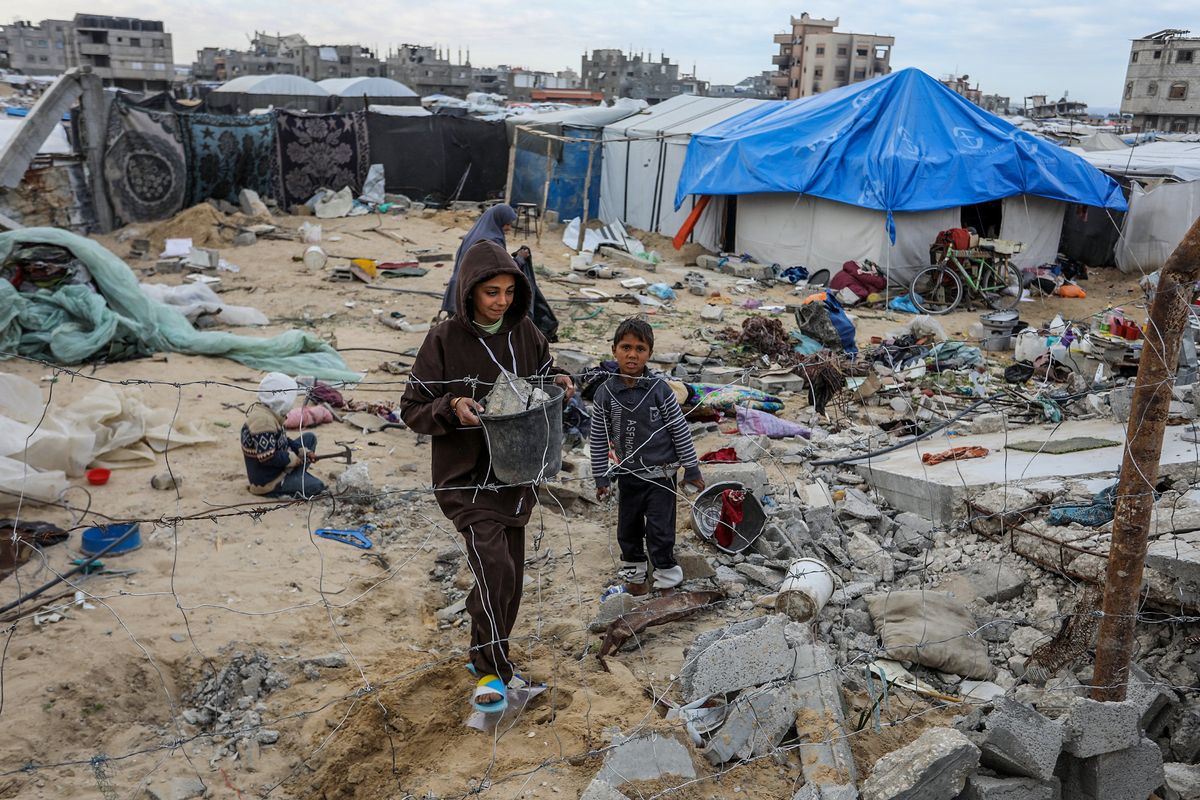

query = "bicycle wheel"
[980,259,1023,311]
[910,266,963,314]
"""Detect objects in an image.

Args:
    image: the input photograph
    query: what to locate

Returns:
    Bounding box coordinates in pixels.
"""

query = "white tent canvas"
[1116,181,1200,273]
[599,95,770,251]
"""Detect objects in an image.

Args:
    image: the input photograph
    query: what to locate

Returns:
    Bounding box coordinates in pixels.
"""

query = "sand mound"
[144,203,258,251]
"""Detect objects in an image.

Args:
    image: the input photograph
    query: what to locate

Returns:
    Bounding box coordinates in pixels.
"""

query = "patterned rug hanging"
[103,103,186,224]
[182,112,275,207]
[272,110,370,210]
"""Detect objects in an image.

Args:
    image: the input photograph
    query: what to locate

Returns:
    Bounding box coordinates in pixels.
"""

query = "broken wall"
[0,159,96,232]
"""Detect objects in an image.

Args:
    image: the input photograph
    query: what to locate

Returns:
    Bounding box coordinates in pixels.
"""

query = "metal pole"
[503,127,518,205]
[576,139,596,253]
[1091,214,1200,702]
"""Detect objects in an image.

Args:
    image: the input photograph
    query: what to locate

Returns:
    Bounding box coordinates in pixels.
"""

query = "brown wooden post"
[539,137,553,244]
[503,126,518,205]
[576,138,596,253]
[1091,214,1200,701]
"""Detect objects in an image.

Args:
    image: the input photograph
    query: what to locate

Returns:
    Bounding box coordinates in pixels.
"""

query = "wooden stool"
[513,203,540,240]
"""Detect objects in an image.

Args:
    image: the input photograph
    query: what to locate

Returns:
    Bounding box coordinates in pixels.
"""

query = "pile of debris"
[182,650,290,761]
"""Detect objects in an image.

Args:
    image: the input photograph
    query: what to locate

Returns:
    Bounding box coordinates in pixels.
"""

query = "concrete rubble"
[860,727,980,800]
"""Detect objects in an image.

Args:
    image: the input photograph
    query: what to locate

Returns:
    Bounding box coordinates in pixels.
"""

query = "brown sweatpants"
[460,521,525,682]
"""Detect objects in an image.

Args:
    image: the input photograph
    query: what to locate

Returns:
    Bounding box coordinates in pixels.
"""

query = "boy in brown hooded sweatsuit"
[401,239,572,712]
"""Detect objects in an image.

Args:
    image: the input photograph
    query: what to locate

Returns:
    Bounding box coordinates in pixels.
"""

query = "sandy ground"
[0,207,1147,800]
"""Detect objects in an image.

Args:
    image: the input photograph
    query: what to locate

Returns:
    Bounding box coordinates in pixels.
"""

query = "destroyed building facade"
[1,14,173,91]
[770,13,894,100]
[1122,28,1200,133]
[193,33,384,82]
[580,49,701,104]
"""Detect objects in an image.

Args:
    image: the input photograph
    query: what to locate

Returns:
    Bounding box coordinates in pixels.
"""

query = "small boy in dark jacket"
[240,372,326,498]
[590,318,704,592]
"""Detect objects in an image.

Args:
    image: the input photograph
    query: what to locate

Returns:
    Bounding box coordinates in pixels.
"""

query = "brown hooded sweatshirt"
[400,239,557,530]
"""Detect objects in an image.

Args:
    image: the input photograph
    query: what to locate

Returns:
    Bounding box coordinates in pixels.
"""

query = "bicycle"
[909,240,1024,315]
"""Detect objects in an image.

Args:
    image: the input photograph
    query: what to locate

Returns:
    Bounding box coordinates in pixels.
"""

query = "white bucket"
[1014,330,1049,363]
[774,558,834,622]
[303,246,327,269]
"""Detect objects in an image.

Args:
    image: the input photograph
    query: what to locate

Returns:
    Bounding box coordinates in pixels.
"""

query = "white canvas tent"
[734,193,1064,281]
[598,95,769,251]
[1075,143,1200,272]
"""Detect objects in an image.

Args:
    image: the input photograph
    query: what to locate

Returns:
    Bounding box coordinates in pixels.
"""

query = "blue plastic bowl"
[80,523,141,557]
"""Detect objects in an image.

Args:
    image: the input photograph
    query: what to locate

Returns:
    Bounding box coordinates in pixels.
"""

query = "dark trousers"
[461,520,525,682]
[267,433,326,498]
[616,473,678,570]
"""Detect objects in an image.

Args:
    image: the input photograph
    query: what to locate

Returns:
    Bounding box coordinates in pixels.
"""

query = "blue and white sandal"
[465,663,541,690]
[472,673,508,714]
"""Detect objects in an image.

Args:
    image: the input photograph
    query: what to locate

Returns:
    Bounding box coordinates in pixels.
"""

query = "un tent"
[675,69,1127,278]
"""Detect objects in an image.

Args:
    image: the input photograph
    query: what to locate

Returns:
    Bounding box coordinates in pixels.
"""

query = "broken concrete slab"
[702,681,803,764]
[788,625,858,798]
[680,615,794,703]
[960,774,1054,800]
[837,488,882,522]
[1164,762,1200,800]
[239,188,271,218]
[594,731,696,787]
[754,373,806,394]
[676,553,717,581]
[971,697,1064,782]
[1062,695,1142,758]
[735,562,785,589]
[860,727,980,800]
[700,461,769,498]
[941,562,1027,604]
[1062,736,1164,800]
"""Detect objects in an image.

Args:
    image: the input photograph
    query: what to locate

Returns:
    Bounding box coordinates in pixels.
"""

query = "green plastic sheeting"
[0,228,363,382]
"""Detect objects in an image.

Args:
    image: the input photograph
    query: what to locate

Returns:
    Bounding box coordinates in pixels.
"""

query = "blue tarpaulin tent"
[675,68,1128,242]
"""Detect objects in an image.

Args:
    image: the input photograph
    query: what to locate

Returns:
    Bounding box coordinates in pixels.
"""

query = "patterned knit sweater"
[588,373,701,489]
[240,403,301,494]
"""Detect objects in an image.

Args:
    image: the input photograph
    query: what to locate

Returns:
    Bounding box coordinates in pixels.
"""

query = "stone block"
[676,553,717,581]
[1165,762,1200,800]
[971,413,1007,435]
[755,373,806,394]
[974,697,1064,782]
[861,727,980,800]
[1126,662,1177,737]
[589,592,638,633]
[838,488,882,522]
[1062,696,1142,758]
[1109,386,1133,423]
[239,188,270,218]
[960,774,1054,800]
[893,525,934,555]
[732,434,771,462]
[681,615,794,702]
[594,732,696,787]
[701,461,769,498]
[941,562,1027,604]
[734,562,785,589]
[703,682,803,764]
[1071,737,1164,800]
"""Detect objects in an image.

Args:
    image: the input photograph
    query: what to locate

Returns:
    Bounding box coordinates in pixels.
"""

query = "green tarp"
[0,228,362,382]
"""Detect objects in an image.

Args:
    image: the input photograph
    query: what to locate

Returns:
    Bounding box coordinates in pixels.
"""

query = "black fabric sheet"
[366,114,509,204]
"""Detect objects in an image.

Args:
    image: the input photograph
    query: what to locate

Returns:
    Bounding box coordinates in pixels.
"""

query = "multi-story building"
[580,49,698,104]
[770,14,893,100]
[69,14,174,92]
[470,65,580,101]
[0,15,173,91]
[940,74,983,106]
[981,94,1012,115]
[1025,94,1088,120]
[385,44,471,97]
[193,34,382,83]
[0,19,73,75]
[709,72,777,99]
[1121,28,1200,133]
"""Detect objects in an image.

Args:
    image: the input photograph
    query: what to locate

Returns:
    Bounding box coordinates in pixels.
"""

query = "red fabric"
[936,228,971,251]
[830,261,887,299]
[700,447,739,463]
[716,489,745,548]
[921,446,989,465]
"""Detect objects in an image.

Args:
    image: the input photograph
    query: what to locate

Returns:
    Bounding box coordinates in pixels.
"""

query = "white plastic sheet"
[140,282,269,327]
[1116,181,1200,274]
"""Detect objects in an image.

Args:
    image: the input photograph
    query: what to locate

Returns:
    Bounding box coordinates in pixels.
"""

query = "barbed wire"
[1,295,1198,799]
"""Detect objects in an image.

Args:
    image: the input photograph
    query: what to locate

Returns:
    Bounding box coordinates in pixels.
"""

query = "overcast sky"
[8,1,1195,107]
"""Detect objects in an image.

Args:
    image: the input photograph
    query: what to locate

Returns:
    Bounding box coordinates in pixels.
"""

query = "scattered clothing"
[735,405,811,439]
[1047,484,1117,528]
[690,384,783,414]
[829,260,887,302]
[921,446,989,465]
[716,488,746,550]
[700,447,739,463]
[284,404,335,429]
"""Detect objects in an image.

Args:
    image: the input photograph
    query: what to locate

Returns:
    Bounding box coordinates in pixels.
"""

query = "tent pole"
[576,138,596,253]
[504,127,518,205]
[540,137,552,244]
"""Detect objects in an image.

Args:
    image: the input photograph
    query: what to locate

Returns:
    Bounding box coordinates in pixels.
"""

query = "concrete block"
[700,304,725,322]
[1164,762,1200,800]
[1072,737,1164,800]
[970,413,1006,435]
[942,562,1027,604]
[1172,702,1200,763]
[732,434,771,462]
[239,188,270,218]
[723,260,774,280]
[838,488,882,522]
[755,373,806,394]
[861,727,980,800]
[594,732,696,787]
[1062,696,1142,758]
[1110,387,1133,423]
[703,682,803,764]
[960,774,1054,800]
[1125,662,1177,737]
[894,511,934,534]
[681,615,793,702]
[699,365,743,384]
[893,524,934,555]
[734,562,785,589]
[701,461,769,498]
[974,697,1064,782]
[589,592,638,633]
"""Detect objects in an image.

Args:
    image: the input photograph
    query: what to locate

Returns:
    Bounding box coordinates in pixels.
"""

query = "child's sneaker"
[618,561,649,595]
[652,564,684,591]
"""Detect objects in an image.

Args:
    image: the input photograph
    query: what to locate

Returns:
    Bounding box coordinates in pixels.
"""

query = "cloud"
[7,0,1179,106]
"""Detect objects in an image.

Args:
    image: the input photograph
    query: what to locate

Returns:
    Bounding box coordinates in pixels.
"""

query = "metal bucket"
[690,481,765,554]
[480,383,565,486]
[775,558,835,621]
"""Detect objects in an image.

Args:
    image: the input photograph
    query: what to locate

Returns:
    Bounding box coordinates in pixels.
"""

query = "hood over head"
[257,372,298,416]
[455,240,531,333]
